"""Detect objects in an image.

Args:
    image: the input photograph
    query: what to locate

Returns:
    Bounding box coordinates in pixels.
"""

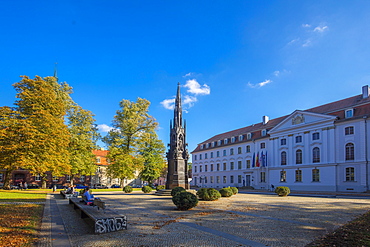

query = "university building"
[191,85,370,192]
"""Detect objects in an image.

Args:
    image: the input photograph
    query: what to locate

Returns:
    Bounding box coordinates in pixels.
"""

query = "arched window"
[296,149,302,164]
[345,143,354,160]
[281,151,287,165]
[313,147,320,163]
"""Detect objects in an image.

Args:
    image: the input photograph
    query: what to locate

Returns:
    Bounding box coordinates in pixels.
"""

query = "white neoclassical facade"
[191,85,370,192]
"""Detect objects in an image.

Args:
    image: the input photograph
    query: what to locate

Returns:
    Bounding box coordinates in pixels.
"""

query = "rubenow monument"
[166,83,190,189]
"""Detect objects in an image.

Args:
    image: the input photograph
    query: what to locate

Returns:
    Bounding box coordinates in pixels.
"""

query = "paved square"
[46,192,370,247]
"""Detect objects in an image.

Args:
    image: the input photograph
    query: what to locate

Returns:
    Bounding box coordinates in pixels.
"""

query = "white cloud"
[314,25,328,33]
[183,72,193,77]
[183,95,197,108]
[288,38,300,46]
[302,24,311,28]
[273,71,280,77]
[98,124,115,133]
[248,79,272,88]
[302,39,312,47]
[160,98,175,110]
[184,79,210,95]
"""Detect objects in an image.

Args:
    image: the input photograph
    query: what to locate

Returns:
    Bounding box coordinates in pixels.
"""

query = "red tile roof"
[192,92,370,153]
[92,150,110,166]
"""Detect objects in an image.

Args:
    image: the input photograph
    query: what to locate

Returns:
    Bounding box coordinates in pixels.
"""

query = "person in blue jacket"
[83,187,95,204]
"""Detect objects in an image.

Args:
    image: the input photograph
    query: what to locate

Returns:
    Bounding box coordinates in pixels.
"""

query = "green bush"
[196,188,208,199]
[203,188,221,201]
[219,187,233,197]
[156,185,165,191]
[274,186,290,196]
[172,191,198,210]
[142,186,152,193]
[123,186,133,193]
[171,186,186,196]
[230,187,238,195]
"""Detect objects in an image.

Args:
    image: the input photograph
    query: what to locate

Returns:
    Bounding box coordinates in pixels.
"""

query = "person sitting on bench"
[83,187,98,204]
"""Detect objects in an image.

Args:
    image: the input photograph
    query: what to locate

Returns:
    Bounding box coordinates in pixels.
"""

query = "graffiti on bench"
[95,217,127,234]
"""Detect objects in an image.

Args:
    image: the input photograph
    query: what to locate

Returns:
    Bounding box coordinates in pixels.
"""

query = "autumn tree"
[139,132,166,186]
[13,76,71,188]
[103,98,160,187]
[67,105,100,184]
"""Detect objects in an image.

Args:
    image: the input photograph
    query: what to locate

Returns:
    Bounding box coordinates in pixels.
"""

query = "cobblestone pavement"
[40,191,370,247]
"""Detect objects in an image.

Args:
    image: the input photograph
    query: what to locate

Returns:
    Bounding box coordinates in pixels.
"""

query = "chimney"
[362,85,369,99]
[263,115,269,125]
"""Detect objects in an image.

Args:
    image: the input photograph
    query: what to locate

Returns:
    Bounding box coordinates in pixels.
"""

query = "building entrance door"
[245,175,251,186]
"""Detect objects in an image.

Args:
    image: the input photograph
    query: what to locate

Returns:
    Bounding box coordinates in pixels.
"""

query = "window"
[217,151,220,157]
[312,132,320,140]
[223,163,227,170]
[312,169,320,182]
[205,153,208,159]
[200,154,202,160]
[97,157,101,163]
[238,161,242,170]
[247,133,252,140]
[35,174,41,181]
[246,145,251,153]
[281,138,287,145]
[194,166,197,173]
[204,176,208,183]
[260,142,266,149]
[218,140,222,146]
[216,176,220,183]
[280,170,286,182]
[261,129,267,136]
[238,175,242,183]
[66,175,71,182]
[223,150,226,156]
[212,142,215,147]
[206,143,210,148]
[281,151,287,165]
[97,166,101,173]
[0,173,3,182]
[230,162,234,170]
[194,155,197,161]
[230,148,234,155]
[230,175,234,183]
[80,175,85,182]
[210,176,214,183]
[210,164,213,171]
[313,147,320,163]
[296,136,302,143]
[295,170,302,182]
[201,144,204,149]
[346,167,355,181]
[238,147,242,154]
[296,149,302,164]
[239,135,244,141]
[231,137,236,143]
[345,126,354,135]
[224,138,228,144]
[200,166,202,172]
[205,165,208,172]
[223,176,227,183]
[345,109,354,118]
[247,160,251,168]
[345,143,355,160]
[260,172,266,183]
[210,152,213,158]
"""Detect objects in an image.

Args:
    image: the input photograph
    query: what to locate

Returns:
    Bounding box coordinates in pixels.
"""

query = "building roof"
[192,89,370,153]
[92,149,110,166]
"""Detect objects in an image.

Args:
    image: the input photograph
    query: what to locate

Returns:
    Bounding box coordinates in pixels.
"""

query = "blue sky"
[1,1,370,159]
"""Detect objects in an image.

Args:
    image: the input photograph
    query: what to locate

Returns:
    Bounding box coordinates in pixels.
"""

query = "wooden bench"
[60,190,78,199]
[69,198,127,234]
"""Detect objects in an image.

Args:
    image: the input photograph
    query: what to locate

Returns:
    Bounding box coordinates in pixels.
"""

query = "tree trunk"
[3,170,12,190]
[41,174,48,189]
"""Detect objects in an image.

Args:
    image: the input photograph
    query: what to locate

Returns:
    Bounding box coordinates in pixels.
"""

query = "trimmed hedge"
[274,186,290,196]
[219,187,233,197]
[172,191,198,210]
[142,185,152,193]
[123,185,133,193]
[156,185,165,191]
[197,188,221,201]
[171,186,186,196]
[230,187,238,195]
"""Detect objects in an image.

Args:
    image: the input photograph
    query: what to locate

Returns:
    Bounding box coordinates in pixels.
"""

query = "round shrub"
[203,188,221,201]
[230,187,238,195]
[172,191,198,210]
[219,187,233,197]
[142,185,152,193]
[123,186,133,193]
[274,186,290,196]
[156,185,165,191]
[196,188,208,200]
[171,186,186,196]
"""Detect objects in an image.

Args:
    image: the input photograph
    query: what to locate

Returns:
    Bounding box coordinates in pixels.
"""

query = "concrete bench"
[60,190,78,199]
[69,198,127,234]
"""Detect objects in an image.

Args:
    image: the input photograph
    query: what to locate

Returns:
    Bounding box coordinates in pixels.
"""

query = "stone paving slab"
[41,191,370,247]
